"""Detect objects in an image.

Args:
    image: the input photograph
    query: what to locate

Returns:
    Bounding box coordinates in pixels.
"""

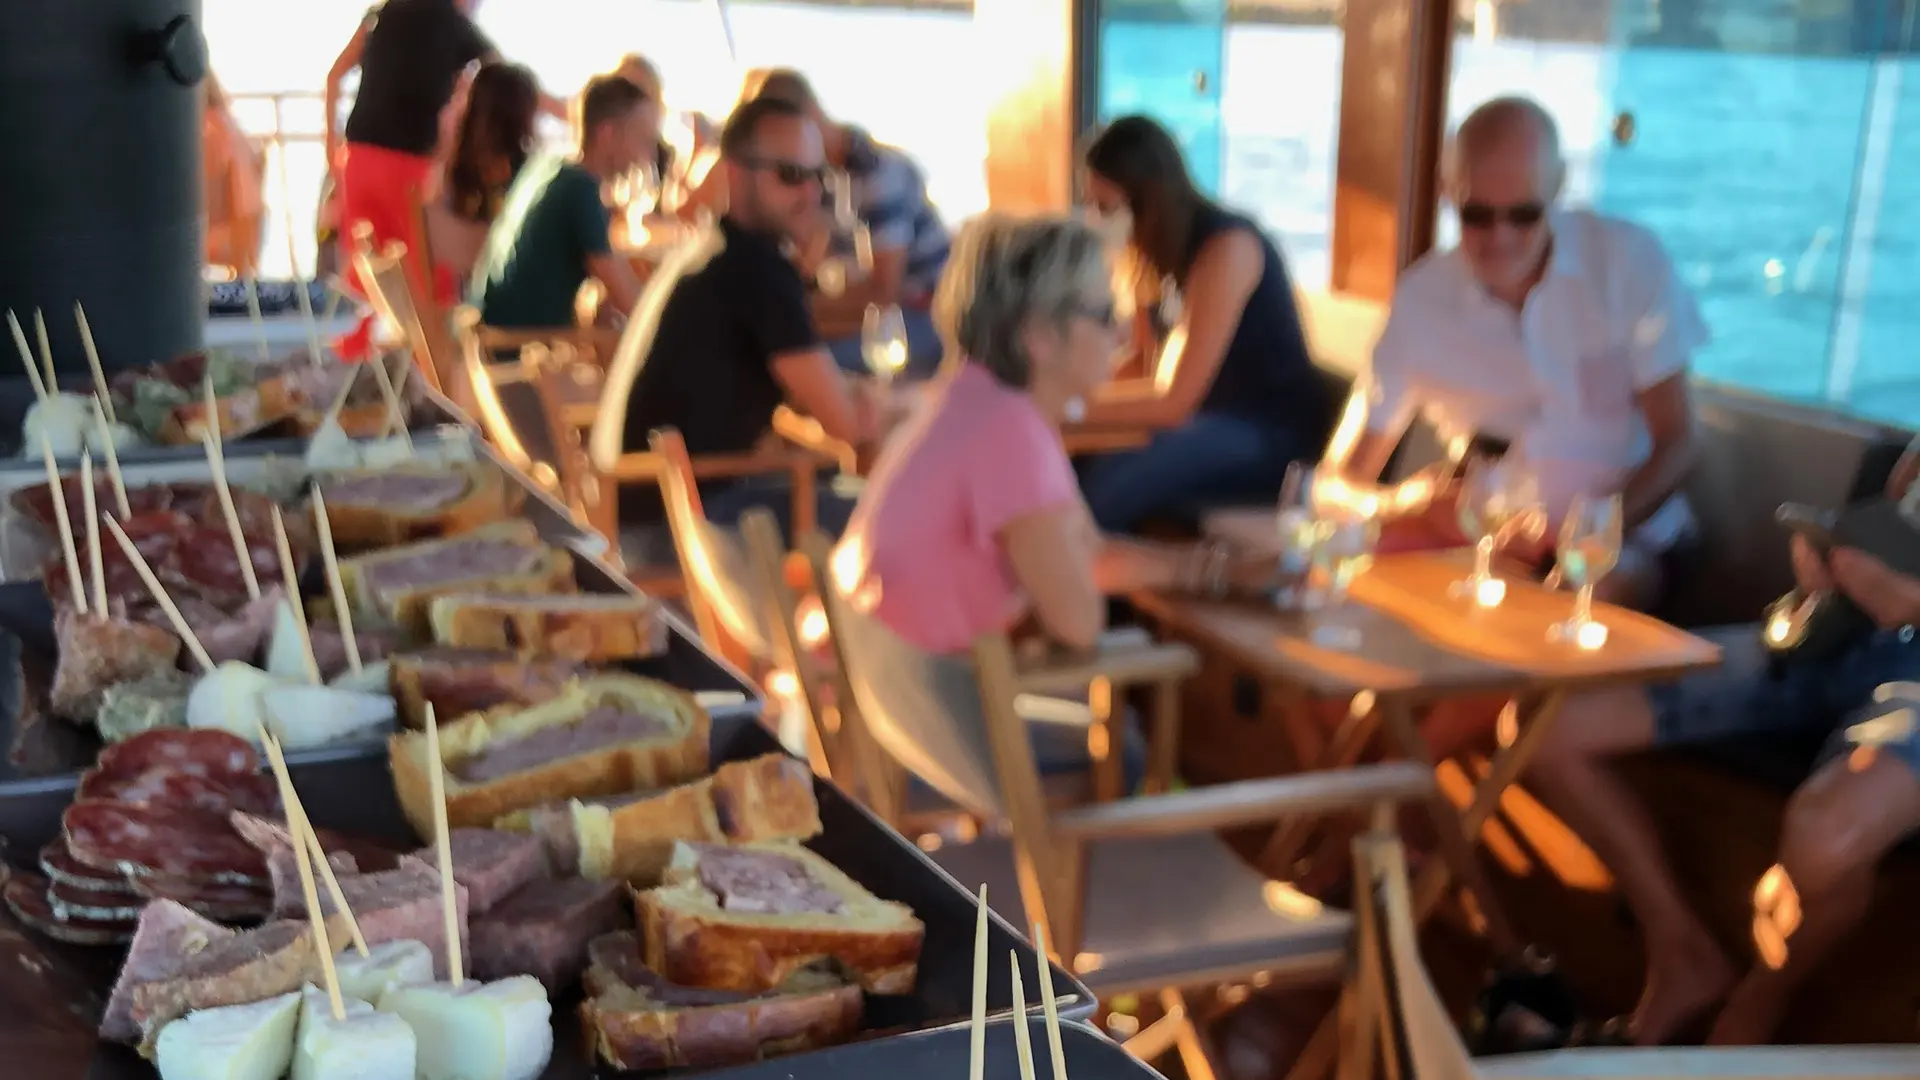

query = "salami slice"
[92,729,260,786]
[4,872,136,946]
[77,765,278,818]
[39,839,134,894]
[63,801,269,886]
[128,877,271,923]
[48,879,145,924]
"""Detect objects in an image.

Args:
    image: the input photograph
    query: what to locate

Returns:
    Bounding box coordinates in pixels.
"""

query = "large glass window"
[1442,0,1920,425]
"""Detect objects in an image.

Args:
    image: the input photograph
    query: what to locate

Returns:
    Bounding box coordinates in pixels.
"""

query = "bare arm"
[1003,504,1106,651]
[1618,373,1699,529]
[586,253,643,317]
[324,20,371,177]
[1084,228,1263,429]
[771,349,877,446]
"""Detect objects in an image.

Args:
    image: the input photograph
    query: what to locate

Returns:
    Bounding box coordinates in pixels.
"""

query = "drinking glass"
[1274,462,1320,611]
[1549,493,1623,646]
[1309,506,1382,650]
[862,304,910,385]
[1450,457,1546,607]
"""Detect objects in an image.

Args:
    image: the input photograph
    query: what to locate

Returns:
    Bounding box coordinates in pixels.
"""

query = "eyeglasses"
[1066,299,1119,329]
[740,157,824,188]
[1458,200,1547,230]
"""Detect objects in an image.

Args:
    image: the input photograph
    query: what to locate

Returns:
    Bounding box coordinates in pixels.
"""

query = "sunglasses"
[742,157,824,188]
[1458,201,1547,230]
[1068,300,1119,329]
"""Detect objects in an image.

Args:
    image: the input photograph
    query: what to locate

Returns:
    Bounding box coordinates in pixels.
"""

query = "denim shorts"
[1651,625,1920,775]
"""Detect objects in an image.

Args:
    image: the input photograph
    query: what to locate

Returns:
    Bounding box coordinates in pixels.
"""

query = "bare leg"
[1525,688,1735,1044]
[1709,750,1920,1044]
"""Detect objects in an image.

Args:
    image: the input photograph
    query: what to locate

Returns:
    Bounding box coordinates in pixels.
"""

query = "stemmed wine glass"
[1274,462,1320,611]
[1549,493,1623,647]
[1451,457,1546,607]
[1308,503,1383,650]
[862,304,910,386]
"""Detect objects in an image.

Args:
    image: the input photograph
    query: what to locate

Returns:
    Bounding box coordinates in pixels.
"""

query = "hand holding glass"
[1451,458,1545,607]
[1550,493,1623,647]
[862,304,910,384]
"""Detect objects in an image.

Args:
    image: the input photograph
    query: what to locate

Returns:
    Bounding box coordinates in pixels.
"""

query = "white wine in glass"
[1309,510,1382,650]
[1275,462,1320,610]
[862,303,910,385]
[1551,493,1624,645]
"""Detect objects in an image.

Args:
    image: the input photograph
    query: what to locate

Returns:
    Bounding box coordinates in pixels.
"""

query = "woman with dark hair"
[425,59,539,293]
[1075,114,1332,533]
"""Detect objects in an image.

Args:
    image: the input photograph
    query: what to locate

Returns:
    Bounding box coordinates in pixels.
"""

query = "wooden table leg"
[1259,691,1383,875]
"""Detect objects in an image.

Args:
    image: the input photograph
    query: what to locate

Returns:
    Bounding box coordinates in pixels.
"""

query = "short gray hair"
[1445,95,1565,191]
[933,214,1111,389]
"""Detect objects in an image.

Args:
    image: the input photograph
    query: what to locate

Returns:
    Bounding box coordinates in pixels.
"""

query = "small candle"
[1474,577,1507,608]
[1576,620,1609,651]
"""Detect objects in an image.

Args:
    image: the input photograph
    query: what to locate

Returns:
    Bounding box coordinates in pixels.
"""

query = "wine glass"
[1309,505,1382,650]
[1549,493,1623,647]
[1274,462,1320,611]
[862,304,910,386]
[1451,457,1546,607]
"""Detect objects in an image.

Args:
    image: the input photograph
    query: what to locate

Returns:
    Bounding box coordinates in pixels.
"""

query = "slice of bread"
[636,841,923,995]
[337,520,573,638]
[428,591,671,662]
[317,462,522,550]
[579,931,861,1071]
[390,673,710,835]
[497,754,822,883]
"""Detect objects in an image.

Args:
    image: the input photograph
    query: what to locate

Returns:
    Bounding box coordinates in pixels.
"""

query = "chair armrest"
[1015,642,1198,696]
[601,447,820,484]
[1049,762,1433,843]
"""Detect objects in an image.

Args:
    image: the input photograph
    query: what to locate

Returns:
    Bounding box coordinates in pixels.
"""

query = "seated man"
[473,74,654,329]
[1331,95,1704,612]
[1529,455,1920,1047]
[592,94,887,551]
[749,69,949,378]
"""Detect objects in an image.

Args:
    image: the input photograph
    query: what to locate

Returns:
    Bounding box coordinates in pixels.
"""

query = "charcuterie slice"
[4,870,136,946]
[63,801,269,886]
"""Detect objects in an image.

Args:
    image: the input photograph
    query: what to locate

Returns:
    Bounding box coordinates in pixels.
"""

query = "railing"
[226,89,333,281]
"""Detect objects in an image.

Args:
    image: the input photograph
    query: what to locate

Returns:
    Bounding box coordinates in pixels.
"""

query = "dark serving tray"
[705,1017,1161,1080]
[0,711,1096,1079]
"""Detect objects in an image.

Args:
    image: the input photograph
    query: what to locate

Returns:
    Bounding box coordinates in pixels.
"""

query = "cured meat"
[308,618,399,680]
[393,647,590,729]
[48,877,144,924]
[692,846,845,916]
[48,607,182,721]
[407,828,550,915]
[39,839,134,893]
[99,899,235,1041]
[453,707,674,783]
[128,919,313,1038]
[63,801,269,885]
[93,729,260,785]
[358,538,543,601]
[321,471,469,510]
[128,876,272,923]
[470,876,626,991]
[77,765,277,818]
[4,871,136,947]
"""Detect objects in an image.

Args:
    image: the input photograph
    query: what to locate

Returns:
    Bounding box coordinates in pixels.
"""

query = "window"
[1442,0,1920,424]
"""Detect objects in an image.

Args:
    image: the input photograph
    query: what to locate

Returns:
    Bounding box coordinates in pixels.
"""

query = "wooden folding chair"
[800,530,1436,1080]
[1355,831,1920,1080]
[350,221,452,400]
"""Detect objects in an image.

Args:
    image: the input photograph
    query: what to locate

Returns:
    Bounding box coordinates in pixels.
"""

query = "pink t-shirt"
[837,362,1080,653]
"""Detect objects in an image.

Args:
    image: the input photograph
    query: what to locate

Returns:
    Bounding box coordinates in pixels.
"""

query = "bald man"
[1333,96,1706,611]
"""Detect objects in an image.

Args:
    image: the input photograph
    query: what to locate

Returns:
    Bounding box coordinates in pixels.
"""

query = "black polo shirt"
[614,217,818,513]
[343,0,493,157]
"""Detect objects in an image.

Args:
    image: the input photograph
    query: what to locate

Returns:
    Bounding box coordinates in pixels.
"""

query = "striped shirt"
[827,127,950,304]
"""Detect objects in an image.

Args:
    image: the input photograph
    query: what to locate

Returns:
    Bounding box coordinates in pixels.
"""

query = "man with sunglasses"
[1331,95,1707,613]
[594,95,890,551]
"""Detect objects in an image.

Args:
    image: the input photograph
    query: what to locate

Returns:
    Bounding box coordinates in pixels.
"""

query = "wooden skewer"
[202,374,225,447]
[103,516,214,672]
[1010,953,1037,1080]
[89,397,129,519]
[270,506,320,685]
[39,433,86,614]
[201,427,261,601]
[81,453,105,617]
[8,310,47,404]
[73,304,116,428]
[423,703,464,985]
[1032,923,1068,1080]
[258,725,369,956]
[32,309,55,400]
[366,354,412,452]
[311,489,361,674]
[264,730,345,1020]
[969,883,989,1080]
[241,274,271,364]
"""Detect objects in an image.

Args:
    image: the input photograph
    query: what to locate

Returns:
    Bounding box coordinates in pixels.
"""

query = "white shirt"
[1361,208,1709,547]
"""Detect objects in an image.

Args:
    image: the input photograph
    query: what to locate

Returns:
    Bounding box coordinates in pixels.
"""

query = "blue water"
[204,0,1920,426]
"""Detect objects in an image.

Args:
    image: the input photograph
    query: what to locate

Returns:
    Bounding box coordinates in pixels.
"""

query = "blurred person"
[423,60,539,294]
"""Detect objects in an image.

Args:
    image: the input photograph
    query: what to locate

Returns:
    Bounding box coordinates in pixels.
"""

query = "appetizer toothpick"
[970,883,989,1080]
[311,489,362,674]
[274,153,324,368]
[423,703,464,984]
[201,426,261,601]
[366,355,412,452]
[1010,953,1037,1080]
[103,515,215,672]
[89,397,129,518]
[73,303,116,427]
[267,730,346,1021]
[81,453,105,617]
[258,724,370,956]
[39,432,87,614]
[269,506,320,685]
[1033,923,1068,1080]
[32,308,55,401]
[8,310,47,404]
[241,274,271,363]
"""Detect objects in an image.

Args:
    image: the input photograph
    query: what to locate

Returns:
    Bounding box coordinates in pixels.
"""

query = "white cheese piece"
[328,659,391,696]
[302,420,358,471]
[263,684,397,751]
[381,977,553,1080]
[292,987,416,1080]
[22,394,91,459]
[264,599,312,682]
[89,420,146,453]
[184,662,284,744]
[154,990,300,1080]
[334,939,434,1008]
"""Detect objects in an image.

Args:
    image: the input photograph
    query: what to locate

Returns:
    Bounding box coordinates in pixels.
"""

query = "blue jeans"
[700,472,860,543]
[826,306,942,379]
[1077,410,1315,535]
[1652,626,1920,778]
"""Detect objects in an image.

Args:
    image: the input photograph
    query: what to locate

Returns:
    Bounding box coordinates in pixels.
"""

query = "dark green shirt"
[473,153,609,328]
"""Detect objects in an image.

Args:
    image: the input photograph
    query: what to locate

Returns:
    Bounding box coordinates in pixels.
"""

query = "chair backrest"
[452,305,547,481]
[649,428,774,672]
[1369,832,1479,1080]
[352,223,452,399]
[800,532,1025,822]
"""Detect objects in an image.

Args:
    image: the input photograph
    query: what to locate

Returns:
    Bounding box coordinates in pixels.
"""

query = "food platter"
[706,1017,1163,1080]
